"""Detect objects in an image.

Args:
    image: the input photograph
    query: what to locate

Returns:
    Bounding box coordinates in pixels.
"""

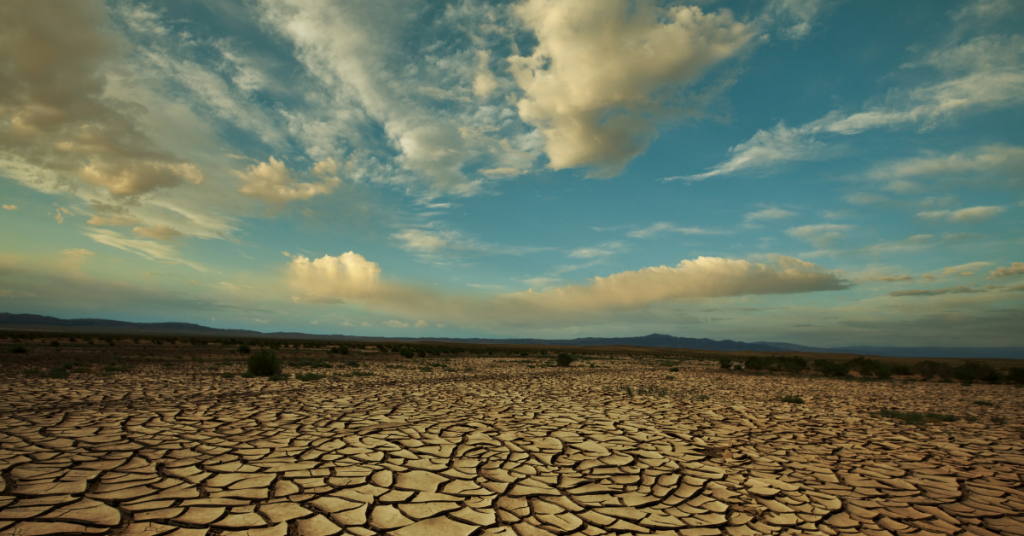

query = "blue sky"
[1,0,1022,346]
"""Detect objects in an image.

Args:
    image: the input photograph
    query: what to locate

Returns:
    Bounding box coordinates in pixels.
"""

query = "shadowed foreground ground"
[1,356,1022,536]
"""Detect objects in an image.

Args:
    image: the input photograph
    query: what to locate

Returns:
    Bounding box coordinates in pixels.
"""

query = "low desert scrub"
[295,373,324,382]
[991,416,1007,425]
[746,355,807,373]
[418,366,434,373]
[718,358,732,369]
[248,349,283,377]
[876,408,957,425]
[973,400,994,406]
[556,353,573,367]
[268,373,290,381]
[237,344,251,354]
[781,395,804,404]
[9,345,27,354]
[848,357,892,379]
[103,365,131,373]
[241,371,255,378]
[814,359,851,377]
[220,372,235,379]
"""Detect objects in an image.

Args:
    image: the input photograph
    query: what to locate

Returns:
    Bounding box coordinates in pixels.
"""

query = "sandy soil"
[1,347,1022,536]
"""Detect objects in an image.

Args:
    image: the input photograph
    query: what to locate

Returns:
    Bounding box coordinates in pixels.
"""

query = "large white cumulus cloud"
[288,252,381,303]
[509,0,755,177]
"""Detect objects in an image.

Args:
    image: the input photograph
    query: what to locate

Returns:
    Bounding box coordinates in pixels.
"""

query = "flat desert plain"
[1,344,1023,536]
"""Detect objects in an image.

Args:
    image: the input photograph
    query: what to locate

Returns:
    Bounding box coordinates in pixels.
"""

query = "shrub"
[103,366,130,373]
[419,366,433,373]
[556,354,573,367]
[991,416,1007,425]
[913,360,952,380]
[964,415,978,423]
[241,371,255,378]
[417,349,426,358]
[344,360,361,368]
[718,358,732,369]
[220,372,236,379]
[331,345,349,355]
[9,345,27,354]
[781,396,804,404]
[400,348,415,358]
[1008,367,1024,384]
[848,357,892,379]
[891,364,912,375]
[237,344,251,354]
[669,367,679,372]
[247,349,283,377]
[953,361,1001,384]
[24,367,41,377]
[295,373,324,382]
[972,400,994,406]
[352,371,374,377]
[50,340,60,347]
[814,360,850,377]
[47,366,70,379]
[268,373,290,381]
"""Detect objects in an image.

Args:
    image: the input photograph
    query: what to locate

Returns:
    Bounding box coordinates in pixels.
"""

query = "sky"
[1,0,1022,347]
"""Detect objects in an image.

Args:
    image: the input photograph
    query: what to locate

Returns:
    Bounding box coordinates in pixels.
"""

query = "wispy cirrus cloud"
[917,205,1005,222]
[627,222,727,239]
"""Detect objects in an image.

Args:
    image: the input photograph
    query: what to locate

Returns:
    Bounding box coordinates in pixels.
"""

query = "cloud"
[472,50,498,99]
[764,0,827,40]
[878,275,913,282]
[942,261,991,275]
[869,145,1024,181]
[415,319,428,328]
[86,228,208,272]
[391,227,544,257]
[2,205,17,210]
[132,224,183,241]
[0,2,207,196]
[786,224,853,248]
[287,252,381,303]
[891,285,987,297]
[917,206,1005,222]
[989,262,1024,278]
[383,319,409,328]
[568,243,624,259]
[744,206,796,223]
[235,157,340,205]
[628,223,726,238]
[509,0,755,177]
[688,31,1024,179]
[506,255,848,312]
[61,249,95,257]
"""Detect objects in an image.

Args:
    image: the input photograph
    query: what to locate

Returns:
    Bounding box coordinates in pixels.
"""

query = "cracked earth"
[1,353,1023,536]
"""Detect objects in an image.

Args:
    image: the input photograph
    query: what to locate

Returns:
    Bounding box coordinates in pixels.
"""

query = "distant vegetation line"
[1,312,1021,359]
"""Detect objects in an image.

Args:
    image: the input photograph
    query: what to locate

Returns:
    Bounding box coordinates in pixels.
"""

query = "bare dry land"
[1,339,1023,536]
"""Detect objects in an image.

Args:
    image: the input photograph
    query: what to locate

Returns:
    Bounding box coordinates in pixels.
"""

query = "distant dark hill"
[1,313,1020,359]
[424,333,784,353]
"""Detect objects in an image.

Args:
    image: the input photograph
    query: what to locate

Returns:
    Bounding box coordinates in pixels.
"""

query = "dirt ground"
[1,342,1022,536]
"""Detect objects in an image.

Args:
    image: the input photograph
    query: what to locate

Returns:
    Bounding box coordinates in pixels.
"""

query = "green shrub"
[46,366,70,379]
[417,349,426,357]
[400,348,415,358]
[781,396,804,404]
[352,371,374,377]
[268,373,289,381]
[103,366,130,373]
[419,366,433,373]
[295,373,324,382]
[1008,367,1024,384]
[344,360,361,368]
[220,372,235,378]
[953,361,1001,384]
[814,360,850,377]
[991,416,1007,425]
[972,400,994,406]
[669,366,679,372]
[718,358,732,369]
[237,344,251,354]
[331,345,349,355]
[247,349,283,377]
[9,345,27,354]
[891,364,912,375]
[913,360,952,380]
[241,371,255,378]
[556,354,573,367]
[50,340,60,347]
[24,367,41,377]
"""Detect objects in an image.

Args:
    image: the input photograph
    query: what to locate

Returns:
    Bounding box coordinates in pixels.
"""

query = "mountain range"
[1,313,1020,359]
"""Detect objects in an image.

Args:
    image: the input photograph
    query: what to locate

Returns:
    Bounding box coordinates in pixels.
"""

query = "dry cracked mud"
[1,354,1023,536]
